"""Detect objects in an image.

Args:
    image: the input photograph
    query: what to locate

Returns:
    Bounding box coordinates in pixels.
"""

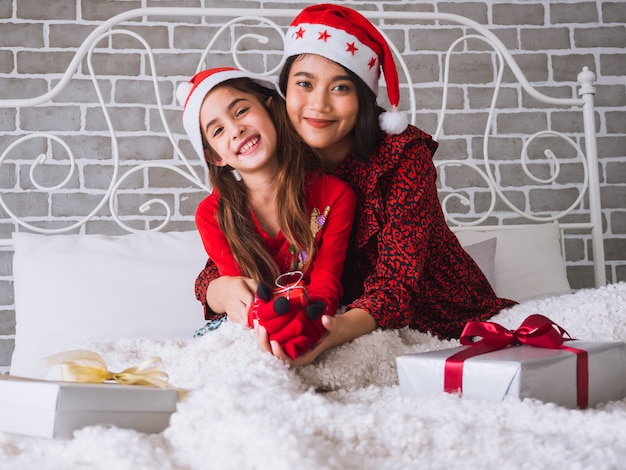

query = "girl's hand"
[206,276,258,325]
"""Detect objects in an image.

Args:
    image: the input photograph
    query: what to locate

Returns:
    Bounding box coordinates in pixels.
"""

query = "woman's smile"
[303,117,336,129]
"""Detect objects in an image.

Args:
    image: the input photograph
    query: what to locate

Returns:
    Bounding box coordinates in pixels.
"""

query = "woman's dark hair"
[279,55,383,162]
[201,77,319,285]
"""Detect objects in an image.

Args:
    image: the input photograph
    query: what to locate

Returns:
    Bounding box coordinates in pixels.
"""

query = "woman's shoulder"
[370,125,438,168]
[380,125,437,149]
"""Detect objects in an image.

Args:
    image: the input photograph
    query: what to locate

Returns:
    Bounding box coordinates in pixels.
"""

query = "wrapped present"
[396,314,626,409]
[0,350,182,438]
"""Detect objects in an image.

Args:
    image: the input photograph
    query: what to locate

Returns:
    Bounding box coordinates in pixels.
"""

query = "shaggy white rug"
[2,282,626,470]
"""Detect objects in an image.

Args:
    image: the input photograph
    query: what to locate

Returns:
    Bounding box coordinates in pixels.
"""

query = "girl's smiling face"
[285,54,359,169]
[200,85,278,178]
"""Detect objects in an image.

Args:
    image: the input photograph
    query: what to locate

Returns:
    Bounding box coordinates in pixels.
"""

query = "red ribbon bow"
[444,314,589,408]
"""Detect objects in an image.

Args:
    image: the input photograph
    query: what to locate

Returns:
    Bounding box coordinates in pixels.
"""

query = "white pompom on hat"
[176,67,281,161]
[284,3,408,135]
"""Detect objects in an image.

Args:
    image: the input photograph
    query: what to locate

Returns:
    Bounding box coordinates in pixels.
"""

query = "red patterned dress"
[195,126,516,339]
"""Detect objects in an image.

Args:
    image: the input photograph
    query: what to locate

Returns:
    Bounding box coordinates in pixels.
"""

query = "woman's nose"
[309,88,330,111]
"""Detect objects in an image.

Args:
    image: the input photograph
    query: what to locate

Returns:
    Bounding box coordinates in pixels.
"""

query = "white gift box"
[0,375,180,438]
[396,340,626,409]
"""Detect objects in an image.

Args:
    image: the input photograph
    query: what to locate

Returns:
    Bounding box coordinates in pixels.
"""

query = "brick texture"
[0,1,624,372]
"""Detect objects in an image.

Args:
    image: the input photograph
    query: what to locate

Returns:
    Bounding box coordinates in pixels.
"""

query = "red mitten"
[247,273,329,359]
[280,306,328,359]
[250,289,309,359]
[305,299,328,337]
[265,298,329,359]
[247,282,294,329]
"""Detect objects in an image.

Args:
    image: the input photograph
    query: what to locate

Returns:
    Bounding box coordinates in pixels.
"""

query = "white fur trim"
[285,23,380,96]
[176,82,193,107]
[379,108,408,135]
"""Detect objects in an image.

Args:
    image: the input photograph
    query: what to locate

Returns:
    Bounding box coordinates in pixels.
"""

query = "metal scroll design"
[109,17,290,232]
[0,13,590,233]
[433,35,589,227]
[0,17,298,235]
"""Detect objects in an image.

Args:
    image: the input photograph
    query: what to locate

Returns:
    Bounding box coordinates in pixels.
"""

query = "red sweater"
[196,126,516,339]
[195,171,356,316]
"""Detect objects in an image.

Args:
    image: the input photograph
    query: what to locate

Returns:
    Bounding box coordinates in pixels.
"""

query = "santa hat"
[285,4,408,135]
[176,67,281,161]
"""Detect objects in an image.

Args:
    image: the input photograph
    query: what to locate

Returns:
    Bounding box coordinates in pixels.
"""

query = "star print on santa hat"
[285,4,408,134]
[346,42,358,55]
[318,30,331,42]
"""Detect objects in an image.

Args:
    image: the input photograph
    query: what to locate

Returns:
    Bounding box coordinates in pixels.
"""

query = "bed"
[1,6,624,469]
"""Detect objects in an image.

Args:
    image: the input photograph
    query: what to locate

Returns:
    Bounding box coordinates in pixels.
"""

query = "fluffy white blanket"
[2,282,626,470]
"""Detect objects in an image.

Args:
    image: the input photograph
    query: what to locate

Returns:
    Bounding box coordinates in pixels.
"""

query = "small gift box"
[0,350,182,438]
[396,315,626,409]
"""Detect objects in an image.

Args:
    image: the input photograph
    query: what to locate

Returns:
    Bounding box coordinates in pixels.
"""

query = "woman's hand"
[254,308,377,366]
[206,275,258,325]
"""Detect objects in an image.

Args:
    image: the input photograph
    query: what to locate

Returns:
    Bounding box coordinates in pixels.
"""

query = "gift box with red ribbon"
[396,314,626,409]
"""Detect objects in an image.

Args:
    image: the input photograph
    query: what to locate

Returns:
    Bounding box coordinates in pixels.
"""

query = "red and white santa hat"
[284,4,408,135]
[176,67,281,161]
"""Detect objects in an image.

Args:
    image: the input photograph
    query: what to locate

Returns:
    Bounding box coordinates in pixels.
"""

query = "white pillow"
[455,222,571,302]
[462,237,497,289]
[11,231,208,379]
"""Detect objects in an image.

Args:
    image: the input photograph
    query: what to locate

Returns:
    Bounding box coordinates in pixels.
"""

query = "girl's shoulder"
[307,170,352,190]
[306,171,354,200]
[196,189,220,215]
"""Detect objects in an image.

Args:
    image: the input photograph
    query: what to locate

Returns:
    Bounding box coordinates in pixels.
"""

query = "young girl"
[196,6,517,365]
[179,67,356,358]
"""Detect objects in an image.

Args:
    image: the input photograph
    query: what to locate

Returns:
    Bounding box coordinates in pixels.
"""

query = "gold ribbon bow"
[45,350,171,389]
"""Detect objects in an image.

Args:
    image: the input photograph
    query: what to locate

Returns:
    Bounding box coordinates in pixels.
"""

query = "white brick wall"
[0,0,624,371]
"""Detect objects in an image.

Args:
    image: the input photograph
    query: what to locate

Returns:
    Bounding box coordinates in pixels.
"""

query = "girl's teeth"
[240,136,259,153]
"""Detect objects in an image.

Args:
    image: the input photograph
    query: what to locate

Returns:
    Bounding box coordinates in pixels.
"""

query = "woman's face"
[284,54,358,168]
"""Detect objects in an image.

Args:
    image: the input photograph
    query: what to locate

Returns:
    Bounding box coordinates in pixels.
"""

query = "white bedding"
[2,282,625,469]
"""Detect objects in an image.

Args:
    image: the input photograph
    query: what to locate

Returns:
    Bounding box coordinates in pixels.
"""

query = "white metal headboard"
[0,7,604,287]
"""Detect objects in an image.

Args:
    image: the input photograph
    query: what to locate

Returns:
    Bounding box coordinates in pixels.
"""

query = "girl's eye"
[295,80,312,89]
[211,126,223,138]
[235,106,249,117]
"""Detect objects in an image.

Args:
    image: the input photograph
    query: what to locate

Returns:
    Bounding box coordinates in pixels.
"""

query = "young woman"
[179,67,356,358]
[195,6,516,365]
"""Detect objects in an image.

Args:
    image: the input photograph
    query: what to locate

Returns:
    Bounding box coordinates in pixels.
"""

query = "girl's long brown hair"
[201,78,319,285]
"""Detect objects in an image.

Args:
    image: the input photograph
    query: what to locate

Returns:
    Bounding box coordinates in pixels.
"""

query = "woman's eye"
[295,80,312,89]
[333,83,350,92]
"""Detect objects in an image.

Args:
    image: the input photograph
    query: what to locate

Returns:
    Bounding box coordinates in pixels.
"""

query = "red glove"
[248,279,328,359]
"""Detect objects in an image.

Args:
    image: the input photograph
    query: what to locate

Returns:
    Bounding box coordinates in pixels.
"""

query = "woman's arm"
[346,134,439,329]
